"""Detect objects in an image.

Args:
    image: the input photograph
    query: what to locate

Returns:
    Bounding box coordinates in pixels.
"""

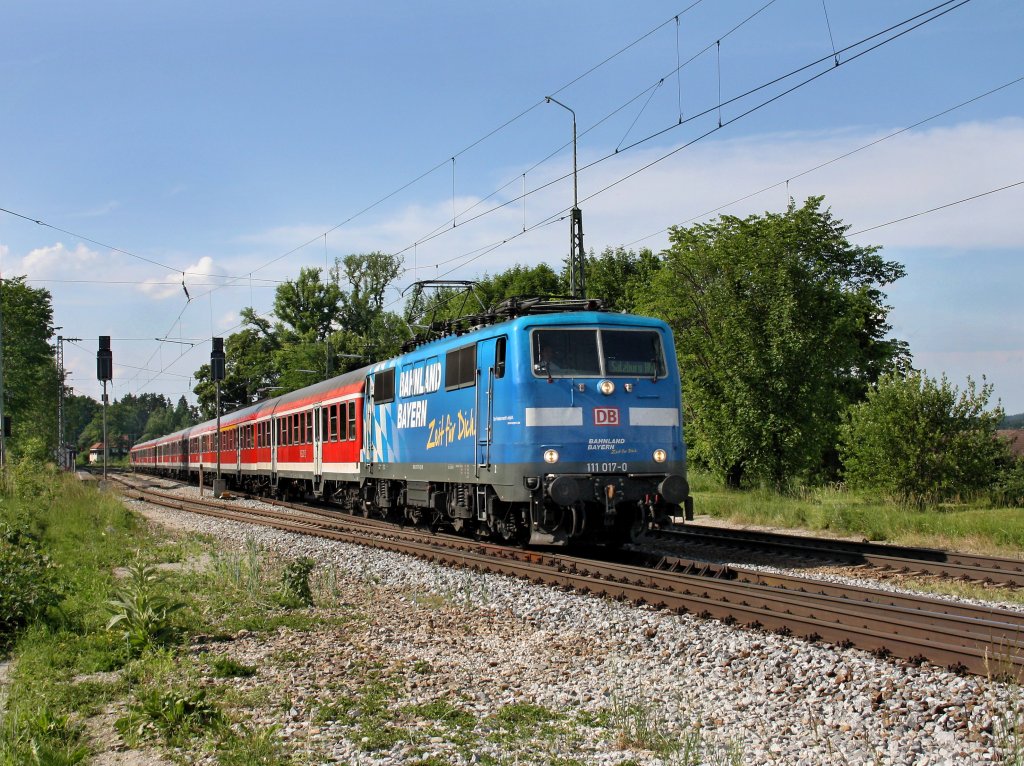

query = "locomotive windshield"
[532,328,667,378]
[602,330,668,377]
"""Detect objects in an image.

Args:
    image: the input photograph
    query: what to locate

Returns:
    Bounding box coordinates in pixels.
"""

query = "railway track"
[109,473,1024,679]
[652,523,1024,587]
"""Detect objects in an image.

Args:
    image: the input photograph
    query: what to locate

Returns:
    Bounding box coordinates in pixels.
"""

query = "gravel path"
[117,490,1023,765]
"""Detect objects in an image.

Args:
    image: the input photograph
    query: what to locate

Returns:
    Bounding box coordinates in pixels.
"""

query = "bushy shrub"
[993,458,1024,507]
[0,523,63,648]
[839,372,1009,505]
[2,458,58,505]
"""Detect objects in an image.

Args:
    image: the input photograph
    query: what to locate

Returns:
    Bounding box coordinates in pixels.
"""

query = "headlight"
[598,379,615,395]
[543,449,559,464]
[653,449,667,463]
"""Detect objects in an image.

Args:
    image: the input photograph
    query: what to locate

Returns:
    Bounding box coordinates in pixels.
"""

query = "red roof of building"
[998,430,1024,458]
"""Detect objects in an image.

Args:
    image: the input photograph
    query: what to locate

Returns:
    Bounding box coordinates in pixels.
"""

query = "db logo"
[594,407,620,426]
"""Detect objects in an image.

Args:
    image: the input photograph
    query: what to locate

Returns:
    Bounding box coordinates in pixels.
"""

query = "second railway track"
[652,523,1024,587]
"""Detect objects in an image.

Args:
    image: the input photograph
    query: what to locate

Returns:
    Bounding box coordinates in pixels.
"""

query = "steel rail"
[654,524,1024,586]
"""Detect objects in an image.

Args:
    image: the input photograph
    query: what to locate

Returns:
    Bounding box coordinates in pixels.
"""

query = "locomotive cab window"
[532,330,600,377]
[374,368,395,404]
[602,330,667,378]
[495,336,507,379]
[445,344,476,390]
[532,328,668,378]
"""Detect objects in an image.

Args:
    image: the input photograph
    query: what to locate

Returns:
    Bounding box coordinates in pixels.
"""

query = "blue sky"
[2,0,1023,412]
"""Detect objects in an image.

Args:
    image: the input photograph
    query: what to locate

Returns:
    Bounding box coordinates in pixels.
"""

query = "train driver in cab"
[537,342,565,375]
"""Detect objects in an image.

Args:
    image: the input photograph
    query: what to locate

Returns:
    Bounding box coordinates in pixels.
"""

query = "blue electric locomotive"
[132,297,693,546]
[361,298,692,545]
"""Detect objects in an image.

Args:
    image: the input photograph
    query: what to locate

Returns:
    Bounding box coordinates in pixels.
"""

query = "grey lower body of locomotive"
[359,459,692,545]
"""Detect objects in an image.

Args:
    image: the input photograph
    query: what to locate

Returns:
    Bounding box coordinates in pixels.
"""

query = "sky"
[2,0,1023,413]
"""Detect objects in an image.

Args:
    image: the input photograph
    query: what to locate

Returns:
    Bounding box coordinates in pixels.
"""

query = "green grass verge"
[0,462,300,765]
[690,470,1024,555]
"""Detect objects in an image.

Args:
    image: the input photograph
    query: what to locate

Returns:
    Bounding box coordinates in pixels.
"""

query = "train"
[130,297,693,546]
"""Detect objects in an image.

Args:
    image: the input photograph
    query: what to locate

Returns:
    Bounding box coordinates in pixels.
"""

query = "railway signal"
[97,336,113,483]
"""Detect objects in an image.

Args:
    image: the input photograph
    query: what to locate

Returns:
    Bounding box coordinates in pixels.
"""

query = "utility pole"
[211,337,226,498]
[56,334,81,470]
[546,96,586,299]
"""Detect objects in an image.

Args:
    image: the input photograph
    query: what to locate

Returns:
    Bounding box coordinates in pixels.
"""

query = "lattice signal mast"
[56,335,81,470]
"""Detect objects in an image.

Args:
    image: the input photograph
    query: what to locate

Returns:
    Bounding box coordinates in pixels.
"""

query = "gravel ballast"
[118,489,1022,765]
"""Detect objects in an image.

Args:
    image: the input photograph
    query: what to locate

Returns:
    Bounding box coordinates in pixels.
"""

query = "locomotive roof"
[132,309,669,451]
[398,310,668,356]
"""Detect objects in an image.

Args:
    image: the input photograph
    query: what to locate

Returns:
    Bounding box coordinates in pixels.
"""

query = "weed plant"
[206,654,258,678]
[106,560,185,655]
[0,522,64,650]
[279,556,315,607]
[0,706,89,766]
[0,463,151,761]
[0,465,301,764]
[606,691,743,765]
[116,687,224,747]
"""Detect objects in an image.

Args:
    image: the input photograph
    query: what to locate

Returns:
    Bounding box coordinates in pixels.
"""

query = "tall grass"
[0,461,155,763]
[690,469,1024,554]
[0,462,301,764]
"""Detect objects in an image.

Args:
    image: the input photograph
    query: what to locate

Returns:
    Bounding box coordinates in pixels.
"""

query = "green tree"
[172,395,196,430]
[192,254,409,414]
[77,393,173,453]
[64,393,100,449]
[275,266,344,341]
[1,276,60,460]
[644,197,908,487]
[334,252,403,338]
[840,372,1009,504]
[194,308,280,418]
[584,246,662,312]
[140,407,175,441]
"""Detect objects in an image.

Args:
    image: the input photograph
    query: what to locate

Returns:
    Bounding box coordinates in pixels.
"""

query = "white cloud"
[19,242,100,278]
[566,118,1024,254]
[232,119,1024,292]
[217,310,238,331]
[138,255,225,300]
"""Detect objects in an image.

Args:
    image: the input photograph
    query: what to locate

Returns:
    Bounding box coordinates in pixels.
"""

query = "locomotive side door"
[474,336,505,476]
